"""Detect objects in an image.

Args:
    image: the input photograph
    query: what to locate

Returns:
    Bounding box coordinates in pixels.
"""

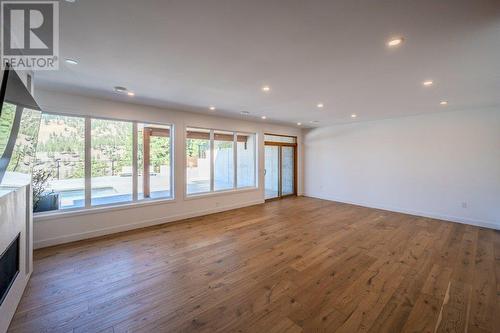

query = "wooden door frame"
[264,135,298,201]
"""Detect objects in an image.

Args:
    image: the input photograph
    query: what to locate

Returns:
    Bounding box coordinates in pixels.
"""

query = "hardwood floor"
[9,197,499,332]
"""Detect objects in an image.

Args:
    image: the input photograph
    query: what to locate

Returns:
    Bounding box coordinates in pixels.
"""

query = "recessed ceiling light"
[65,58,78,65]
[240,111,250,115]
[209,106,216,111]
[423,80,434,86]
[387,37,404,47]
[114,86,128,93]
[113,86,134,96]
[261,85,271,92]
[261,116,267,120]
[440,101,448,105]
[317,103,324,108]
[351,114,357,118]
[297,122,302,126]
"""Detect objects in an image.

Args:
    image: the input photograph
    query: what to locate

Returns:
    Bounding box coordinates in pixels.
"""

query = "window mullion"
[255,134,258,188]
[84,117,91,208]
[210,129,214,192]
[233,132,237,189]
[170,125,174,199]
[132,122,138,201]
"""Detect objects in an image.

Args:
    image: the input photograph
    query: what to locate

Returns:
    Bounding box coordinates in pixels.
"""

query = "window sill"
[34,197,176,222]
[184,187,259,200]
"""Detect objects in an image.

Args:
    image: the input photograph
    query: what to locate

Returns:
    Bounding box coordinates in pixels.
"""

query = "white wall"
[33,89,303,248]
[304,108,500,230]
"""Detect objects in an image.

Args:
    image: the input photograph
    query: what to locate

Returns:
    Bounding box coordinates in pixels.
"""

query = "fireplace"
[0,234,19,307]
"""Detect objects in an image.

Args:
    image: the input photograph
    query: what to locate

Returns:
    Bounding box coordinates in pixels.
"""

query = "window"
[91,118,133,206]
[7,108,42,175]
[0,103,16,155]
[264,134,296,144]
[33,113,173,213]
[214,131,234,191]
[186,127,256,195]
[138,123,172,200]
[237,133,256,188]
[35,114,85,210]
[186,128,211,194]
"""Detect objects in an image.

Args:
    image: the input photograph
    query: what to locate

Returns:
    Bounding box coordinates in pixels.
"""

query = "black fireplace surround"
[0,234,19,306]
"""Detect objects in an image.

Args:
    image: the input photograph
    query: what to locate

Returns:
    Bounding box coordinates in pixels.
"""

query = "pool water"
[56,187,117,209]
[54,187,171,209]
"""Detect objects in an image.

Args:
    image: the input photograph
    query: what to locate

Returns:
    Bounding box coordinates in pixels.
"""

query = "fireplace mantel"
[0,180,32,333]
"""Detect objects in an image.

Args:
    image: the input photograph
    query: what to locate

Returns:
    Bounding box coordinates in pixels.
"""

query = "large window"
[214,131,234,191]
[35,114,85,210]
[186,128,211,194]
[237,133,256,188]
[186,127,256,195]
[33,113,173,213]
[138,123,172,199]
[91,119,133,206]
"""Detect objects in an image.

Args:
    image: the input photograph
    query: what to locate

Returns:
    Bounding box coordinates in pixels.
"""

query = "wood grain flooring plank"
[7,197,498,333]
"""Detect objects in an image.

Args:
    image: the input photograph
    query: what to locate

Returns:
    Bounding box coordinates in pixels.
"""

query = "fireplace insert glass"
[0,233,20,306]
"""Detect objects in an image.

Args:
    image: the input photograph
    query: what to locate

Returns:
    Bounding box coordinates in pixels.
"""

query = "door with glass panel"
[264,146,280,199]
[264,134,297,200]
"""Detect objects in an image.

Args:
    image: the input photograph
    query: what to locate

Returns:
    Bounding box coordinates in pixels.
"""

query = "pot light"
[113,86,134,96]
[317,103,324,108]
[440,101,448,105]
[65,58,78,65]
[297,122,302,126]
[209,106,216,111]
[261,85,271,92]
[351,114,357,118]
[261,116,267,120]
[114,86,128,93]
[387,37,404,47]
[423,80,434,86]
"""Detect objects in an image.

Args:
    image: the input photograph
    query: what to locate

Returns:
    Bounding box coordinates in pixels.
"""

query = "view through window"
[35,114,85,211]
[186,128,211,194]
[186,128,256,195]
[33,113,173,213]
[138,123,172,200]
[91,118,133,206]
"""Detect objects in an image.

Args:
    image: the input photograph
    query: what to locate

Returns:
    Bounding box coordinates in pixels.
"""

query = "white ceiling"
[37,0,500,127]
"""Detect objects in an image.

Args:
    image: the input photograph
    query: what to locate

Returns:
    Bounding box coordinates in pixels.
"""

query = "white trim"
[304,193,500,231]
[34,199,264,249]
[34,197,176,221]
[169,124,175,200]
[84,117,91,208]
[233,132,237,189]
[184,186,258,201]
[132,122,138,201]
[209,129,214,192]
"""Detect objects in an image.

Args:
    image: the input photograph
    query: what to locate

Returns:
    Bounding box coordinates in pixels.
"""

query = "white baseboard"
[304,193,499,231]
[34,199,264,249]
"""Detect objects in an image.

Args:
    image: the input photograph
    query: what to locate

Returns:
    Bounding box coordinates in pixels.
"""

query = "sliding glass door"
[281,146,295,196]
[264,146,280,199]
[264,134,297,200]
